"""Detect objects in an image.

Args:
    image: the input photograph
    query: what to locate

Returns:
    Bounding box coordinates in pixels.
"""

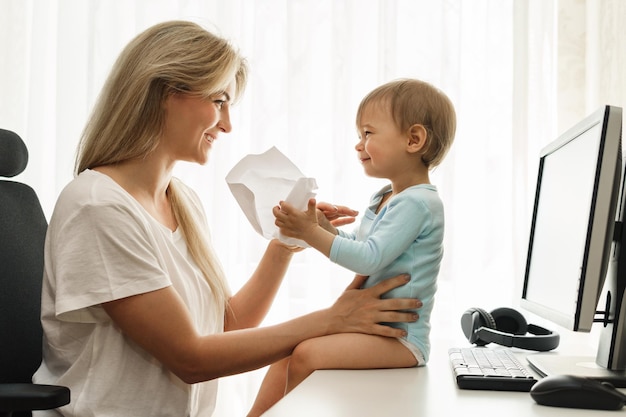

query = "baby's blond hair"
[356,79,456,169]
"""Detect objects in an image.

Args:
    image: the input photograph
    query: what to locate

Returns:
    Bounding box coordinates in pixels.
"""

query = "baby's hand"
[316,201,359,228]
[273,199,319,240]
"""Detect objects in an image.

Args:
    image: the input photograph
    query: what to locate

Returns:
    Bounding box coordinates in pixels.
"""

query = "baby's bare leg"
[247,357,290,417]
[286,333,417,393]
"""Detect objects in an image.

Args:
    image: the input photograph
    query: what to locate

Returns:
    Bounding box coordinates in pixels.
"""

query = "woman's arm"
[225,201,360,330]
[102,273,419,384]
[224,239,298,330]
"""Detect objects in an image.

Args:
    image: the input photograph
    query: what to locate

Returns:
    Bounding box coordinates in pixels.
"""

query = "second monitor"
[520,105,626,382]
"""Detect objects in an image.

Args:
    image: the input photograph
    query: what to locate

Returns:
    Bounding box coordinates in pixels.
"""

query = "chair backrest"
[0,129,48,389]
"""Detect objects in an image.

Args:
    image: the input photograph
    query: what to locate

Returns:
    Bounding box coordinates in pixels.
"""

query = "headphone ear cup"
[490,307,528,335]
[461,307,496,346]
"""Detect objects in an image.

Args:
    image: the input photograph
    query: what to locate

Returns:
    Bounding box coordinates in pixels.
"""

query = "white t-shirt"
[33,169,224,417]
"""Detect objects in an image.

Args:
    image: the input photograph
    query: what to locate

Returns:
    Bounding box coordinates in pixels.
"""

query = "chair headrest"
[0,129,29,178]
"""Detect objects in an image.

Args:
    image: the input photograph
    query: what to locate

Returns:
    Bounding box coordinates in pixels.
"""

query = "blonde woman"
[32,21,420,416]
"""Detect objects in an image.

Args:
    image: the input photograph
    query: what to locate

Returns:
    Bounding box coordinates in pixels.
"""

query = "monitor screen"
[520,105,626,379]
[522,119,606,331]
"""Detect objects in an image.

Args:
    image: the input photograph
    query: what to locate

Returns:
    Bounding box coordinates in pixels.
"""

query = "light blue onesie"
[329,183,443,363]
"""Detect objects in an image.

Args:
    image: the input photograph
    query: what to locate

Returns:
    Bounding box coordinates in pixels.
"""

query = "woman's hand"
[327,274,422,338]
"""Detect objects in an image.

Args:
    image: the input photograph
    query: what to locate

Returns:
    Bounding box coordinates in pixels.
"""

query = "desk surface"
[263,334,621,417]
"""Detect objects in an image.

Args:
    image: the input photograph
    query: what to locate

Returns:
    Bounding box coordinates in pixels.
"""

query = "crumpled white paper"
[225,146,318,247]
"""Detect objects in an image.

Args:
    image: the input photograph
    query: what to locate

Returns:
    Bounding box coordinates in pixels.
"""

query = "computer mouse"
[530,374,626,410]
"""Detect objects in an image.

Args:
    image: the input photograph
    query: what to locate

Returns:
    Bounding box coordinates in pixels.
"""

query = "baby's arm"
[273,198,336,257]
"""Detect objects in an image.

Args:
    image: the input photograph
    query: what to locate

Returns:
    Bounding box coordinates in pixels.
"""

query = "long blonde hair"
[75,20,248,314]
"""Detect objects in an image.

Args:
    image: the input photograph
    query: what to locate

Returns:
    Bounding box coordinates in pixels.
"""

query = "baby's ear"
[407,124,428,153]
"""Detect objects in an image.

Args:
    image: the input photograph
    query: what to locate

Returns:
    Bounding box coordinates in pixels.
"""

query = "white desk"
[263,333,624,417]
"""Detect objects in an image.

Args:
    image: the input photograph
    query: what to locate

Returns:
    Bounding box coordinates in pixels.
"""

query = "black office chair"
[0,129,70,416]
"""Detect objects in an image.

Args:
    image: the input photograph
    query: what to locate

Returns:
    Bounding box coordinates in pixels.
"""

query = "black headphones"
[461,307,560,351]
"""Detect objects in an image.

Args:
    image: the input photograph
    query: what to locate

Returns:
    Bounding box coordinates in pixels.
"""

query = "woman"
[32,20,420,416]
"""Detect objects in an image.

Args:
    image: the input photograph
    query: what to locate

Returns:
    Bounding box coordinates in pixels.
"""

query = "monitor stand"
[527,354,626,387]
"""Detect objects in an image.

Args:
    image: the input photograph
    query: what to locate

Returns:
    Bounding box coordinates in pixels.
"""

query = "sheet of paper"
[225,146,317,247]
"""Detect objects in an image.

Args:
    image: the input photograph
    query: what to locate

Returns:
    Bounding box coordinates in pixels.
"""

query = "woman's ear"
[407,124,428,154]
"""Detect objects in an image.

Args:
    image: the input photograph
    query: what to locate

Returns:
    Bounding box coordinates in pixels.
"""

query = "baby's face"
[354,102,408,179]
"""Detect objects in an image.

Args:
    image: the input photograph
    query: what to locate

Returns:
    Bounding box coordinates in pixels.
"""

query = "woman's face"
[160,81,236,165]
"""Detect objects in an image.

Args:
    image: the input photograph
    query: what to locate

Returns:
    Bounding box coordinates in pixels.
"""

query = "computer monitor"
[520,105,626,384]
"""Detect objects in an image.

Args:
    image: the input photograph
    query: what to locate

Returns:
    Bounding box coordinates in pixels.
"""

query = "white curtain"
[2,0,625,415]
